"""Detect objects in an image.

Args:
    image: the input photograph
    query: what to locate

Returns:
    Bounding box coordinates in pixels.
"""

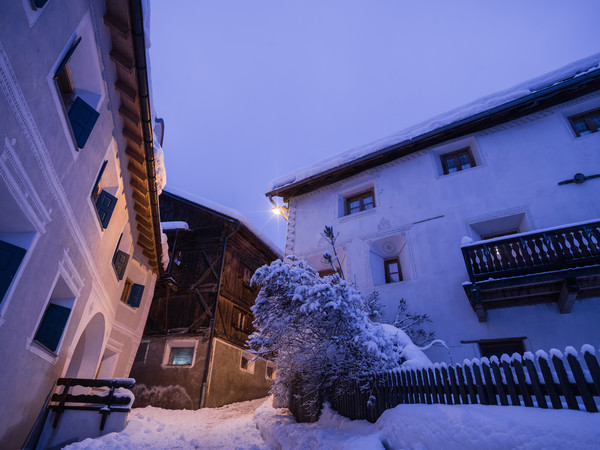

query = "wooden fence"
[321,345,600,423]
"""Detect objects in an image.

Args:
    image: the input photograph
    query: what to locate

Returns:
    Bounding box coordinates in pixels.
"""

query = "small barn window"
[240,351,255,373]
[168,347,194,366]
[162,339,197,368]
[265,362,276,380]
[232,307,249,331]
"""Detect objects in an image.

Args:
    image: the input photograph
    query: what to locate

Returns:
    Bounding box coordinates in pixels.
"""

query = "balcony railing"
[462,220,600,283]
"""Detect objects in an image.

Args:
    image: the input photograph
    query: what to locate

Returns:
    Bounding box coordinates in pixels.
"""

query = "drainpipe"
[199,220,241,408]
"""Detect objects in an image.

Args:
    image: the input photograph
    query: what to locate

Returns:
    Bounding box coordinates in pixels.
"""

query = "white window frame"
[430,137,482,178]
[26,269,78,363]
[162,339,198,368]
[47,12,107,158]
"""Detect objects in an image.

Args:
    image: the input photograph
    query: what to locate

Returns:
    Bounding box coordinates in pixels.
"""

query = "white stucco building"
[0,0,166,447]
[267,54,600,365]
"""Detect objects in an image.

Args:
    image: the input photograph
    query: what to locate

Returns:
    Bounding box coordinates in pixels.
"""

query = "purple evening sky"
[149,0,600,251]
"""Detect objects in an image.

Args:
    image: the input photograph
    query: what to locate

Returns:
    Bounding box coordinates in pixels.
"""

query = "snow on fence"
[323,345,600,423]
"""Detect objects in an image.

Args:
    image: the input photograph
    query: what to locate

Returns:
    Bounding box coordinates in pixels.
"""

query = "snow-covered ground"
[66,396,600,449]
[65,398,269,450]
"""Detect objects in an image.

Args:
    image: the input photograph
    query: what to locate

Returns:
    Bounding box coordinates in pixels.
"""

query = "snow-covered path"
[65,395,600,449]
[66,397,269,450]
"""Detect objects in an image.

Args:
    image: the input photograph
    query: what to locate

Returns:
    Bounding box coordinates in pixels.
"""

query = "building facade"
[130,190,280,410]
[0,0,165,447]
[267,55,600,364]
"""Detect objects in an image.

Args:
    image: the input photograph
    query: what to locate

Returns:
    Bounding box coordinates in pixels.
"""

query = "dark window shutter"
[96,190,117,229]
[34,0,49,9]
[128,283,144,308]
[112,250,129,281]
[0,240,26,305]
[35,304,71,353]
[68,97,99,148]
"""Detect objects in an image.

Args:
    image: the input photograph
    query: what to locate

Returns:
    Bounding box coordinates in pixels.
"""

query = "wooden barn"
[129,189,281,409]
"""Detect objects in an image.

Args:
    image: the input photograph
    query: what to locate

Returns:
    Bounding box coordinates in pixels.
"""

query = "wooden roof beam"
[103,13,129,39]
[128,161,147,183]
[115,80,136,101]
[119,105,140,126]
[123,127,142,147]
[130,176,148,197]
[109,49,134,72]
[135,212,152,229]
[133,199,150,217]
[126,145,145,165]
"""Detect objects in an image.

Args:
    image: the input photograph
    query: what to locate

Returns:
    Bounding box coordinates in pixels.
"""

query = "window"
[241,266,253,286]
[440,148,475,174]
[34,276,75,354]
[240,351,255,373]
[168,347,194,366]
[112,234,129,280]
[120,278,144,308]
[32,0,48,9]
[468,212,530,241]
[54,37,99,149]
[91,161,117,229]
[369,235,411,285]
[232,307,250,332]
[265,361,277,380]
[162,339,197,368]
[134,341,149,365]
[384,258,402,283]
[569,108,600,136]
[345,190,375,216]
[0,240,26,307]
[478,338,525,359]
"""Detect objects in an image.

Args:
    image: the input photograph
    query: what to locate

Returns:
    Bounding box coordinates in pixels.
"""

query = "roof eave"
[267,68,600,202]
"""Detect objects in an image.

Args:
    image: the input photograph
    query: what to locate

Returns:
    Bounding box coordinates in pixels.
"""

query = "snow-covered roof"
[267,52,600,195]
[163,186,283,258]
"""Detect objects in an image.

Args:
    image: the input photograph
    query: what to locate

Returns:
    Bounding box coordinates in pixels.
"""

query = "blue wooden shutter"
[35,304,71,353]
[0,240,26,305]
[113,250,129,281]
[128,283,144,308]
[96,190,117,229]
[68,96,99,148]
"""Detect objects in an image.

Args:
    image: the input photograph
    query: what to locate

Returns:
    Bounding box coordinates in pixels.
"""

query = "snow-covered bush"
[249,257,422,410]
[392,298,435,346]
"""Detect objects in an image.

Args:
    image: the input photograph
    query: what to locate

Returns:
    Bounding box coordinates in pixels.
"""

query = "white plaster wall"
[287,92,600,365]
[0,0,158,446]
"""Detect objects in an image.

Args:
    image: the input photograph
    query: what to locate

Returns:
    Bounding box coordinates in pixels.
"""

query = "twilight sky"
[148,0,600,251]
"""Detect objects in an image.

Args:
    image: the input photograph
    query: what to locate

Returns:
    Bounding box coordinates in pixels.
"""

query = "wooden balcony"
[462,220,600,321]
